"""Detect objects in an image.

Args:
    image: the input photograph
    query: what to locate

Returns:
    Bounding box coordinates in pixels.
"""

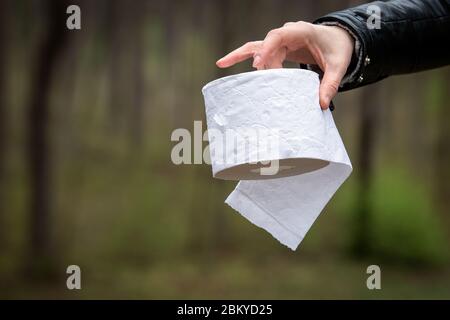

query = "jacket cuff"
[312,12,386,91]
[315,21,361,87]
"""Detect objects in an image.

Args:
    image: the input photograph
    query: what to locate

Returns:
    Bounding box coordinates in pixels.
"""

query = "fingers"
[253,22,312,69]
[216,28,288,70]
[216,36,285,70]
[319,66,345,110]
[255,44,286,70]
[217,22,313,70]
[253,29,285,69]
[216,41,261,68]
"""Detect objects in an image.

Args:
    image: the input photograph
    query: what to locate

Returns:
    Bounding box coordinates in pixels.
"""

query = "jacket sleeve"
[313,0,450,91]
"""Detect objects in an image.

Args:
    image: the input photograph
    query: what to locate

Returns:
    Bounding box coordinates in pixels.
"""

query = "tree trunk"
[352,85,379,257]
[435,70,450,213]
[130,1,145,146]
[107,0,124,132]
[27,0,69,277]
[0,0,8,252]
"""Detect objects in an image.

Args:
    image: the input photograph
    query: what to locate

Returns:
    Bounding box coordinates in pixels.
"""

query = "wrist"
[317,22,362,87]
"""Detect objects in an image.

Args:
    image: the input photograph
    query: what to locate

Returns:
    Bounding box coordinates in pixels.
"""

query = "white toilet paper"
[202,68,352,250]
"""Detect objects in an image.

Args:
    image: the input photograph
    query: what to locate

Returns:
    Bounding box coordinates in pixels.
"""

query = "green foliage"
[424,72,445,120]
[368,168,448,265]
[337,167,449,265]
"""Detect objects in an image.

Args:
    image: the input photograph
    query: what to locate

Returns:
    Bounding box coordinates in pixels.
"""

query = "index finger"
[216,41,261,68]
[253,28,288,69]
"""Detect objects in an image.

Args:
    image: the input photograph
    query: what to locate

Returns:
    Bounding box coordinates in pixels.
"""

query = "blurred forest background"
[0,0,449,299]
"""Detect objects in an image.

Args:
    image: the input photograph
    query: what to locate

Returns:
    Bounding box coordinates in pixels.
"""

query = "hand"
[216,22,355,109]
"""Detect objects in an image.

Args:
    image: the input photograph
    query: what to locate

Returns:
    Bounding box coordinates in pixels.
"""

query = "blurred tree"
[130,1,145,146]
[352,85,380,257]
[107,0,125,132]
[162,0,180,127]
[0,0,8,251]
[163,0,177,60]
[435,70,450,211]
[215,0,233,79]
[26,0,69,277]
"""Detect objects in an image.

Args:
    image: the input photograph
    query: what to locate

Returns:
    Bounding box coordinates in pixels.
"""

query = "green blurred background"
[0,0,449,299]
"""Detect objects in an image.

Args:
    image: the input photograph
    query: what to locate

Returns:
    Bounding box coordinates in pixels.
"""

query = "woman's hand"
[216,22,355,110]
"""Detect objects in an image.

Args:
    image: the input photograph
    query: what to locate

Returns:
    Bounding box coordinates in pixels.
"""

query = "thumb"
[319,67,344,110]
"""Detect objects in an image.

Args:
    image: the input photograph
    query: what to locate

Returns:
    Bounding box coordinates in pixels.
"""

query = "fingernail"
[320,97,328,110]
[253,55,262,68]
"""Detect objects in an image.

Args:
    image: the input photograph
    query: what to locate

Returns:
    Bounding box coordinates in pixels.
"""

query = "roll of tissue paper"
[201,68,352,250]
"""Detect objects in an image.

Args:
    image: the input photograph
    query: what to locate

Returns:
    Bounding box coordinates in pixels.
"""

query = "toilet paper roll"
[202,68,352,250]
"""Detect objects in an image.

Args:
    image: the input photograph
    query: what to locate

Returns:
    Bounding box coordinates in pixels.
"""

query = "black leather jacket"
[313,0,450,91]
